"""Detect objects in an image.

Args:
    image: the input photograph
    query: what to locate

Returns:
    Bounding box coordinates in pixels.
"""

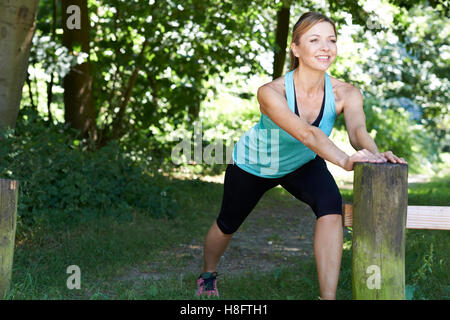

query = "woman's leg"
[202,220,233,273]
[279,156,343,299]
[201,163,279,274]
[314,214,343,300]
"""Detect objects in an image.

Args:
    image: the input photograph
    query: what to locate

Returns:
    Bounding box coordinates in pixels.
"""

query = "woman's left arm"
[342,85,408,164]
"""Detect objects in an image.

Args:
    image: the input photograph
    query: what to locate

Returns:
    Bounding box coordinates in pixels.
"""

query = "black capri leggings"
[216,155,343,234]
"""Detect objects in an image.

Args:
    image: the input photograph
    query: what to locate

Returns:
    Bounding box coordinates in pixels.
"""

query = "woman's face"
[291,21,337,72]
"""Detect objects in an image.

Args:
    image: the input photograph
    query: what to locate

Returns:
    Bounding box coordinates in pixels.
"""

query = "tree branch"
[110,38,149,140]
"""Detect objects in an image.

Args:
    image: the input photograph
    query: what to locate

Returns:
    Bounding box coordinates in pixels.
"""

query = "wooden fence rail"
[343,204,450,230]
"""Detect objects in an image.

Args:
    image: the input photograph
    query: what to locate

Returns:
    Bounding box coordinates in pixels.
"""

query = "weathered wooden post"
[0,179,19,299]
[352,162,408,300]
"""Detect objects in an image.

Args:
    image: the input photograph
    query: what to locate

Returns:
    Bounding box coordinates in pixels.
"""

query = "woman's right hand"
[343,149,387,171]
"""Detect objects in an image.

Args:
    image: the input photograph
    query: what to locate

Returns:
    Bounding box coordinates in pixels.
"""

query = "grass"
[340,173,450,300]
[5,171,450,300]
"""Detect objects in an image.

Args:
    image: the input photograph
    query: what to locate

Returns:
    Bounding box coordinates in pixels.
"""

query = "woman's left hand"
[377,151,408,164]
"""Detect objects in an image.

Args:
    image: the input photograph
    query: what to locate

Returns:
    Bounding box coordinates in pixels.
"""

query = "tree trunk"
[272,2,290,79]
[0,0,39,131]
[352,162,408,300]
[61,0,98,141]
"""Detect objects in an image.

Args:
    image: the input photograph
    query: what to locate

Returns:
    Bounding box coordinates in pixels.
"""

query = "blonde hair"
[289,12,337,71]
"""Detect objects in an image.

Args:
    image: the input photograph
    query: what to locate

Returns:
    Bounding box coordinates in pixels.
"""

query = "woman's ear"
[290,43,298,58]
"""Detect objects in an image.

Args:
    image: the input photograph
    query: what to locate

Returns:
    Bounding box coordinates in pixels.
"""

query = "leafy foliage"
[86,0,274,143]
[0,107,178,238]
[334,94,441,173]
[328,2,449,151]
[25,0,448,173]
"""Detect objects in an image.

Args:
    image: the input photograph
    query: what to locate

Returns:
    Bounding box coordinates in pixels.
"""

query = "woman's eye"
[310,39,317,42]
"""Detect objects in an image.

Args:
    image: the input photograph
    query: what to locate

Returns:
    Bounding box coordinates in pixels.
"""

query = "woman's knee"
[316,213,342,224]
[314,192,342,220]
[215,218,238,235]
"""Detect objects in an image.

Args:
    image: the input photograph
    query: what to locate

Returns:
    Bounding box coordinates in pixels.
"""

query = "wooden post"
[352,162,408,300]
[0,179,19,299]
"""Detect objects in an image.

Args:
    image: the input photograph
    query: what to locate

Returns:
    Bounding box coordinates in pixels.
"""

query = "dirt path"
[118,189,350,282]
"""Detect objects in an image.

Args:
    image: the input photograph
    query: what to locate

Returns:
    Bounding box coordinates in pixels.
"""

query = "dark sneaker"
[196,272,219,297]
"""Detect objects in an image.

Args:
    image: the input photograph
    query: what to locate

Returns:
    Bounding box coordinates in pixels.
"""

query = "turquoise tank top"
[232,69,338,178]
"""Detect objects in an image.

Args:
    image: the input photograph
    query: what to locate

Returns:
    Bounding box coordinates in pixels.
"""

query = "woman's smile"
[315,55,331,62]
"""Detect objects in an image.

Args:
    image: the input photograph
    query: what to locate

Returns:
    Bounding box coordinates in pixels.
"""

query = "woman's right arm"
[257,84,382,171]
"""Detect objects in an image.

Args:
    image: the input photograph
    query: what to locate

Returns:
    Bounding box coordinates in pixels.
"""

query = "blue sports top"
[232,69,338,178]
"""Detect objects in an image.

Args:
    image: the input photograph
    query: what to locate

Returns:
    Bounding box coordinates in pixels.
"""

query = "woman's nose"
[320,40,331,51]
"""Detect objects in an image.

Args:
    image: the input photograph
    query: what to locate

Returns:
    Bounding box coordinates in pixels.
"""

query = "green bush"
[0,107,178,238]
[335,95,441,174]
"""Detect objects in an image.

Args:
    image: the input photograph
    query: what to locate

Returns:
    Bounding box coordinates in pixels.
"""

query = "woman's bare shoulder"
[329,76,362,115]
[257,75,288,116]
[259,75,286,98]
[329,76,359,96]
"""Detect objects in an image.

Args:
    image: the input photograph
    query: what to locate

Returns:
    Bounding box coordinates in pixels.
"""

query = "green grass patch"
[5,172,449,300]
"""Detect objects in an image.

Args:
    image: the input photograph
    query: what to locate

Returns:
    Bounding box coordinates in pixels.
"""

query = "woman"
[196,12,407,300]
